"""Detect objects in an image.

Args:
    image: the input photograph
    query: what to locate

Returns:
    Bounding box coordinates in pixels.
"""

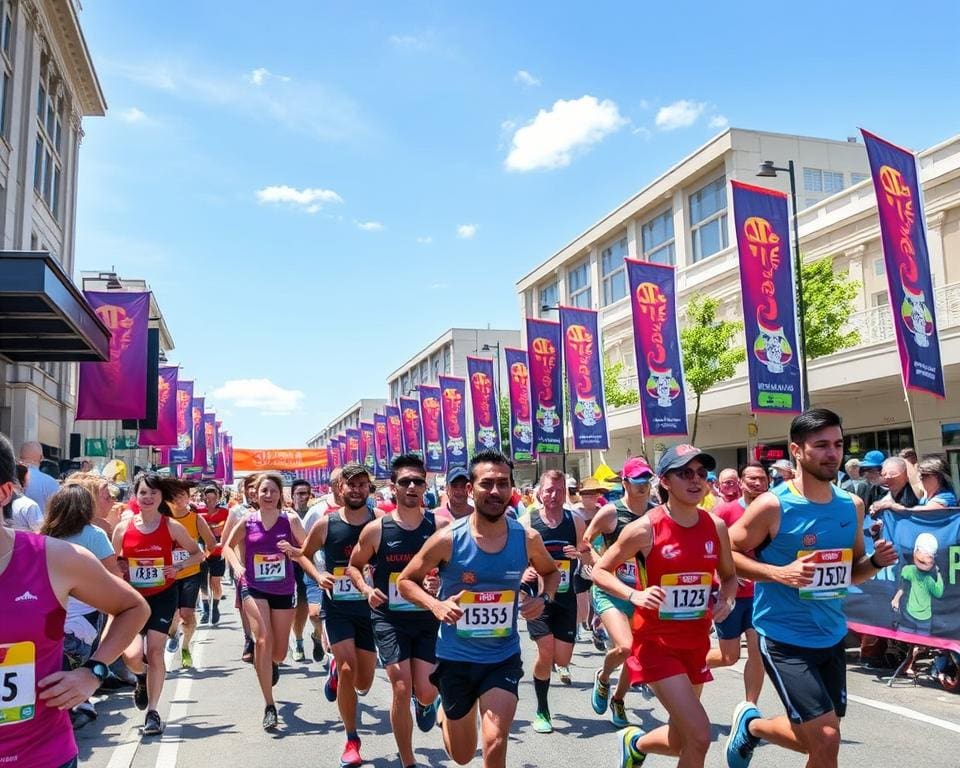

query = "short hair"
[241,474,259,491]
[290,479,311,494]
[469,449,513,482]
[391,453,426,483]
[844,458,860,473]
[41,485,95,539]
[789,408,842,446]
[202,484,221,497]
[738,461,766,478]
[538,469,566,486]
[0,433,15,485]
[881,457,907,474]
[15,462,28,487]
[256,472,285,500]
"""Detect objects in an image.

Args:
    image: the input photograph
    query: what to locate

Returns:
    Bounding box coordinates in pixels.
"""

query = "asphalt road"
[76,593,960,768]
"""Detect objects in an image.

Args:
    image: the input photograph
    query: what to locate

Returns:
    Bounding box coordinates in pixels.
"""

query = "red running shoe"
[339,737,362,767]
[324,657,338,702]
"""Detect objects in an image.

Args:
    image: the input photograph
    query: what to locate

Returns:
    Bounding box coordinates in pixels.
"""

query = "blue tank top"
[435,516,528,663]
[753,481,858,648]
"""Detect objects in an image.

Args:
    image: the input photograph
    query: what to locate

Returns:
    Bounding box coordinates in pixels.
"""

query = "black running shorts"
[759,635,847,723]
[430,652,523,721]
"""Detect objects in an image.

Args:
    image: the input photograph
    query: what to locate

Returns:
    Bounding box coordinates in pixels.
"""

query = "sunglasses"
[672,467,710,481]
[396,477,427,488]
[626,476,651,487]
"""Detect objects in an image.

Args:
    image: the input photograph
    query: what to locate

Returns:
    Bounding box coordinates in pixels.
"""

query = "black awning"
[0,251,111,362]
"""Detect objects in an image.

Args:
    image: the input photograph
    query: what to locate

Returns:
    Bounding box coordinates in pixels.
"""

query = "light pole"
[480,342,502,406]
[539,304,567,474]
[756,159,810,411]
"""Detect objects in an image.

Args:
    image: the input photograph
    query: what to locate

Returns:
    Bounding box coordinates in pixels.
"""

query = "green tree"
[604,359,639,408]
[499,395,511,447]
[800,256,861,359]
[680,294,745,443]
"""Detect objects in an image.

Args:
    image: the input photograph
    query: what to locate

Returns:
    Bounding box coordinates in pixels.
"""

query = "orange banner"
[232,448,329,471]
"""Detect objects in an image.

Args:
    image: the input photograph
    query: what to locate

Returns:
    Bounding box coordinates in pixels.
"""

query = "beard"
[344,496,367,511]
[797,456,839,482]
[475,496,507,521]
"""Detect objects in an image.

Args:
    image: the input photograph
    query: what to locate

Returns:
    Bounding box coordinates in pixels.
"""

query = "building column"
[926,211,947,288]
[671,188,688,268]
[626,219,639,260]
[846,244,867,311]
[588,245,600,309]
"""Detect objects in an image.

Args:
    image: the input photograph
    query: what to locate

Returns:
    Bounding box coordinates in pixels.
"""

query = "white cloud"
[119,107,147,124]
[389,34,425,50]
[515,70,541,87]
[709,114,729,129]
[246,67,291,86]
[457,224,478,239]
[416,235,433,244]
[356,220,384,231]
[505,95,627,172]
[655,100,706,130]
[212,378,304,415]
[255,185,343,213]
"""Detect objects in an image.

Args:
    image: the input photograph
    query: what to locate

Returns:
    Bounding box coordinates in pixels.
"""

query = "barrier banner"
[233,448,330,471]
[504,347,535,462]
[438,376,468,469]
[559,306,609,450]
[345,428,361,464]
[525,318,564,454]
[845,507,960,652]
[169,381,194,464]
[862,129,946,399]
[192,397,206,469]
[203,413,217,475]
[466,356,501,452]
[373,413,390,479]
[360,421,376,473]
[398,397,423,458]
[385,404,403,462]
[731,181,803,414]
[77,291,151,419]
[138,366,178,446]
[626,259,688,436]
[418,384,446,472]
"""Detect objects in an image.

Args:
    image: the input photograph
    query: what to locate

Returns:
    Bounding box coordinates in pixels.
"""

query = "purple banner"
[419,384,446,473]
[862,129,946,399]
[438,376,468,469]
[328,440,342,470]
[504,348,535,463]
[337,435,347,466]
[560,307,609,450]
[345,428,361,464]
[398,397,423,458]
[466,356,501,452]
[76,291,151,420]
[373,413,390,479]
[223,434,234,485]
[169,380,194,464]
[192,397,206,469]
[626,259,688,436]
[203,412,216,475]
[525,319,564,454]
[138,366,179,446]
[731,181,803,414]
[214,420,225,480]
[385,404,403,462]
[360,421,376,474]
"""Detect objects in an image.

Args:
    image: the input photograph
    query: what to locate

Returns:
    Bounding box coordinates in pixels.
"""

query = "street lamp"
[536,305,567,473]
[756,159,810,411]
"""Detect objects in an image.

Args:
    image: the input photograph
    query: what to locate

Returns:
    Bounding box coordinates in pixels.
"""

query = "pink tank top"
[0,531,75,766]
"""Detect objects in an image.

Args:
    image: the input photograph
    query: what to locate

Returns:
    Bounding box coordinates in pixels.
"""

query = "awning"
[0,251,111,362]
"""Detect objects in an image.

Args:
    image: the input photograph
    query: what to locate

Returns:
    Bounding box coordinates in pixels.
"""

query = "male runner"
[398,449,560,768]
[199,484,229,624]
[726,409,898,768]
[435,465,473,528]
[303,467,344,664]
[289,478,314,661]
[346,454,440,768]
[520,469,587,732]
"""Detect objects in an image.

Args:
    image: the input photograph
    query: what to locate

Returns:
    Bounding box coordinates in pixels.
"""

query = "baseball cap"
[566,474,579,489]
[771,459,795,473]
[656,444,717,476]
[622,457,653,482]
[341,462,370,481]
[859,450,886,470]
[446,466,469,484]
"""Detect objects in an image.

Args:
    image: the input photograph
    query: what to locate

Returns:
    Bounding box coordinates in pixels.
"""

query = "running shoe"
[241,636,254,664]
[591,669,610,714]
[610,697,629,727]
[133,674,148,711]
[165,633,180,653]
[262,704,278,731]
[142,709,164,736]
[555,664,572,685]
[592,625,608,652]
[70,700,97,731]
[533,711,553,733]
[311,632,325,663]
[181,647,193,669]
[618,726,646,767]
[211,603,221,625]
[293,639,306,663]
[200,608,210,625]
[339,738,362,767]
[414,697,438,732]
[272,662,280,687]
[324,658,339,702]
[725,701,761,768]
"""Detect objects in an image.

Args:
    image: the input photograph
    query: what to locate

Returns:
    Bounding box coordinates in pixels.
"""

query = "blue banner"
[466,356,502,452]
[560,306,609,450]
[373,413,390,479]
[525,318,564,454]
[360,421,376,474]
[418,384,446,473]
[504,348,535,463]
[398,396,424,458]
[438,376,468,469]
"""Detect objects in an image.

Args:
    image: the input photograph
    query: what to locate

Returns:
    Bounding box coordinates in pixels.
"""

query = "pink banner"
[138,366,178,446]
[192,397,205,468]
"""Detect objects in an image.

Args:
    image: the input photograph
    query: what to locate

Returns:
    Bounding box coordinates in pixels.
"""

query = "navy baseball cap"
[446,466,469,484]
[656,444,717,476]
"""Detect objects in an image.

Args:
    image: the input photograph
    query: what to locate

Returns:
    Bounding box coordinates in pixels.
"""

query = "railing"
[843,280,960,346]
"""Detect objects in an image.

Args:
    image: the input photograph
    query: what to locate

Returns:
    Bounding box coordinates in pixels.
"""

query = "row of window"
[390,344,454,400]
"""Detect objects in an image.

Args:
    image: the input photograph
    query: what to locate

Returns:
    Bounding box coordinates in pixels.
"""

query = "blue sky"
[74,1,960,448]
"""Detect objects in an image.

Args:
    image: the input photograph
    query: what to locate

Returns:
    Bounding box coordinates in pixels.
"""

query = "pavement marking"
[155,628,209,768]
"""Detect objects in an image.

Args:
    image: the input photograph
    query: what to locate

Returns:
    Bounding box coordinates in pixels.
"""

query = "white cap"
[914,532,938,556]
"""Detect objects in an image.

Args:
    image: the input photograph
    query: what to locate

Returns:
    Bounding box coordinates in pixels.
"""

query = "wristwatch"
[537,592,553,607]
[81,659,110,684]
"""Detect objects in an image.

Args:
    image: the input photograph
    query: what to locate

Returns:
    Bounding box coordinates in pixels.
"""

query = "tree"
[800,256,861,359]
[499,395,510,447]
[604,359,639,408]
[680,294,745,443]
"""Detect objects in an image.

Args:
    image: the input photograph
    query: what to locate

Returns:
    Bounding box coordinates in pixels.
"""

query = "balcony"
[843,280,960,346]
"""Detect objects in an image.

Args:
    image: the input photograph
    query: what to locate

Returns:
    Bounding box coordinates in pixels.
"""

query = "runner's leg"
[478,687,518,768]
[386,660,416,767]
[600,608,633,700]
[332,639,361,732]
[743,629,764,704]
[411,657,438,706]
[269,607,295,664]
[635,677,709,767]
[144,629,168,711]
[441,701,479,765]
[243,596,275,705]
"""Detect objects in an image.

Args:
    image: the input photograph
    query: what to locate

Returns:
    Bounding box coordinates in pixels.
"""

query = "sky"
[74,1,960,448]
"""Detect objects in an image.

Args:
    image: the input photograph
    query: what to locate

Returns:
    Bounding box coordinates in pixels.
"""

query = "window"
[567,258,591,308]
[642,209,676,265]
[419,359,429,384]
[442,344,451,374]
[0,2,11,139]
[873,259,885,277]
[803,168,844,195]
[34,59,64,219]
[851,172,869,185]
[689,176,728,262]
[600,237,628,305]
[391,380,399,402]
[538,280,558,316]
[871,291,889,308]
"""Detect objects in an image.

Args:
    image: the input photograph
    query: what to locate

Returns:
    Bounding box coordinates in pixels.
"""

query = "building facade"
[306,398,388,449]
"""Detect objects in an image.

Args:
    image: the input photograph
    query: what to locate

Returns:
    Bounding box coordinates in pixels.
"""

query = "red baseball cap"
[622,456,653,480]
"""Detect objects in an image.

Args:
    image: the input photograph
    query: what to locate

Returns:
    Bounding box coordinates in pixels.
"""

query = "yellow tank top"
[172,511,201,579]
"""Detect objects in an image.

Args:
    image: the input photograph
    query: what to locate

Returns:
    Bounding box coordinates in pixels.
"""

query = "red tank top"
[633,505,720,648]
[201,504,229,557]
[0,532,76,766]
[122,515,175,596]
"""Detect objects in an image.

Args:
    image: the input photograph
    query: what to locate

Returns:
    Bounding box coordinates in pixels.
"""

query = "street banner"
[138,366,178,447]
[233,448,330,472]
[203,412,217,475]
[466,356,501,452]
[192,397,206,469]
[213,420,225,480]
[77,291,152,420]
[223,435,234,485]
[360,421,376,474]
[560,307,609,450]
[345,428,361,464]
[525,318,564,455]
[385,404,403,463]
[169,380,194,464]
[504,348,535,463]
[438,376,468,469]
[731,181,804,414]
[398,397,424,458]
[862,129,946,399]
[419,384,446,473]
[337,435,347,466]
[626,259,688,436]
[373,413,390,479]
[328,441,342,470]
[845,507,960,653]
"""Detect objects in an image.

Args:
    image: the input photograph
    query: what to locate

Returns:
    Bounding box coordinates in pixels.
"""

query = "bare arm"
[397,528,455,621]
[196,516,217,552]
[520,528,561,621]
[346,520,385,607]
[300,516,334,589]
[711,515,738,623]
[222,512,249,579]
[169,519,203,576]
[728,493,809,585]
[592,515,652,604]
[851,496,897,583]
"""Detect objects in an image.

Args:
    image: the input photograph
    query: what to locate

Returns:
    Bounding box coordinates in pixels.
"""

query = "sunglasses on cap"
[671,466,710,481]
[396,477,427,488]
[625,475,652,487]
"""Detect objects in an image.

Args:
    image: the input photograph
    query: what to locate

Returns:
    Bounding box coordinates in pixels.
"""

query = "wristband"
[869,553,883,569]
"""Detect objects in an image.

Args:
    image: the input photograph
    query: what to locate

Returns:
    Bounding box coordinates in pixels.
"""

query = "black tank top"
[323,510,374,615]
[602,499,642,549]
[372,513,436,620]
[530,508,577,603]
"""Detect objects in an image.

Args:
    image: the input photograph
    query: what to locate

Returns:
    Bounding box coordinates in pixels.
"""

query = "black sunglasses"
[397,477,427,488]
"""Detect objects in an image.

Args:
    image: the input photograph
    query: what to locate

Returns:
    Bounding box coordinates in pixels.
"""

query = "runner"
[112,473,205,736]
[705,462,769,704]
[520,469,587,733]
[725,409,898,768]
[300,462,378,767]
[0,432,148,768]
[166,482,216,668]
[397,449,560,768]
[198,484,230,625]
[592,445,738,768]
[289,478,314,662]
[582,456,658,727]
[221,474,260,662]
[345,453,440,768]
[302,467,344,665]
[435,465,473,528]
[573,477,605,631]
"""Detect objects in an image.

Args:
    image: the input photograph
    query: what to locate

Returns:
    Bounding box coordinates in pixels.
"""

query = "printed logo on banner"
[559,307,609,450]
[504,348,535,462]
[466,357,501,453]
[525,319,564,454]
[438,376,468,469]
[419,385,446,473]
[742,217,795,375]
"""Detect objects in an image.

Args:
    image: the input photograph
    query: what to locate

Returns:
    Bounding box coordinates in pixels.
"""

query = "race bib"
[659,572,711,620]
[456,590,516,638]
[129,557,165,589]
[388,572,425,611]
[331,566,364,601]
[172,548,190,565]
[798,549,852,600]
[616,561,639,586]
[253,553,286,583]
[0,642,36,727]
[556,560,571,593]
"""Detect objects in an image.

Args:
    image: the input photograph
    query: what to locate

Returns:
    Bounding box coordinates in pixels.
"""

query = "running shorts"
[372,615,439,665]
[142,586,178,635]
[526,597,578,643]
[201,554,226,579]
[240,582,296,610]
[325,609,375,653]
[591,585,635,618]
[293,563,309,604]
[627,633,713,686]
[574,571,593,594]
[175,573,203,610]
[430,652,523,721]
[714,596,754,640]
[759,635,847,723]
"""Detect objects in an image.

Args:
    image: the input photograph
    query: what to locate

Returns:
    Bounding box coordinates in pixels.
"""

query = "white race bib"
[253,553,286,583]
[556,560,571,593]
[658,572,711,620]
[388,572,425,611]
[331,567,364,601]
[172,548,190,565]
[0,641,36,727]
[616,561,639,587]
[456,591,516,638]
[798,549,852,600]
[129,557,165,589]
